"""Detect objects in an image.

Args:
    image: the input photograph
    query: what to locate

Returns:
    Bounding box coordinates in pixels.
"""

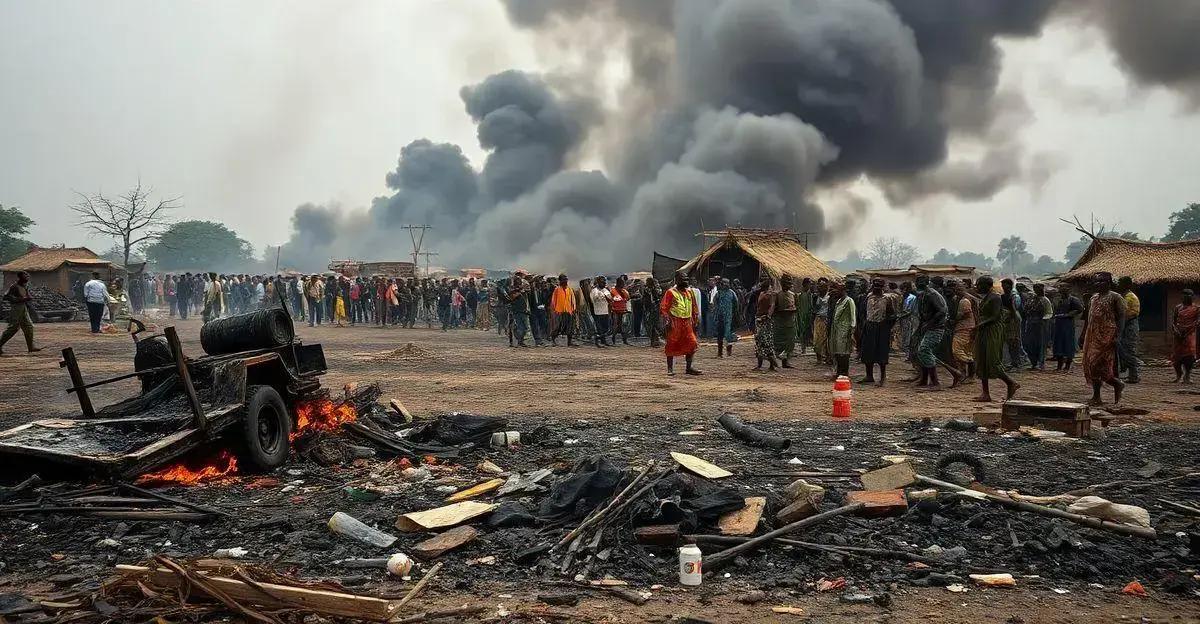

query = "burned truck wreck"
[0,308,328,480]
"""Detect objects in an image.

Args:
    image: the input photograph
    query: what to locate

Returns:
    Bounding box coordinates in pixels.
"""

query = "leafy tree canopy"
[144,220,255,272]
[1163,202,1200,242]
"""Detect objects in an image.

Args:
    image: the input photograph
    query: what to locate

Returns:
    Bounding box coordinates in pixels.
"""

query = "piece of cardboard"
[670,452,733,479]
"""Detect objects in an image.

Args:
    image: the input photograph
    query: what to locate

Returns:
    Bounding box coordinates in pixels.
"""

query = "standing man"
[508,274,531,347]
[753,276,779,371]
[796,278,814,355]
[590,276,613,348]
[660,272,701,376]
[812,278,831,365]
[610,276,631,346]
[973,276,1019,402]
[1081,272,1126,406]
[83,271,109,333]
[0,271,41,354]
[477,279,492,331]
[1171,289,1198,384]
[1117,276,1142,384]
[175,273,192,320]
[713,278,737,358]
[860,278,897,386]
[305,275,323,326]
[1023,283,1053,370]
[202,272,223,323]
[1001,280,1025,370]
[950,280,977,381]
[1052,284,1084,372]
[770,275,800,368]
[629,278,644,338]
[830,281,856,378]
[642,278,662,348]
[549,274,576,347]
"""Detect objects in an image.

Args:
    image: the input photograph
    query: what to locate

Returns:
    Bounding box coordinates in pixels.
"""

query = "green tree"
[996,235,1031,276]
[1029,254,1066,277]
[144,220,254,272]
[1163,202,1200,242]
[927,248,994,271]
[0,204,35,264]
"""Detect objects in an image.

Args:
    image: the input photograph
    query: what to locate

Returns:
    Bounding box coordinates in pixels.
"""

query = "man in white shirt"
[83,271,110,333]
[590,276,614,347]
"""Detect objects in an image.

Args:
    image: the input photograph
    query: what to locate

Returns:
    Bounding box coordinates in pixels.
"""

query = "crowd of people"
[11,266,1198,396]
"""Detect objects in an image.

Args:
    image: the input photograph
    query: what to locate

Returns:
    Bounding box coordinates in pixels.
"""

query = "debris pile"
[3,399,1199,621]
[358,343,436,363]
[0,286,86,321]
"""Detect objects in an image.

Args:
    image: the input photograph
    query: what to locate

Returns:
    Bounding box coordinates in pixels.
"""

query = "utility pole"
[417,251,439,278]
[274,245,281,273]
[401,224,433,266]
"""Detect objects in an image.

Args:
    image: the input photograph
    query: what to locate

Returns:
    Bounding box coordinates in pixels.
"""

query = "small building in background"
[0,245,116,297]
[857,264,979,285]
[1060,237,1200,354]
[679,228,842,285]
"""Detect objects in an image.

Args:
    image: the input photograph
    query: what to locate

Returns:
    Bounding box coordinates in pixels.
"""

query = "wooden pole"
[703,502,865,571]
[916,475,1157,540]
[164,326,207,432]
[60,347,94,417]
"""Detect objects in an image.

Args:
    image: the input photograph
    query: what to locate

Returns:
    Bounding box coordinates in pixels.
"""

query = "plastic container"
[678,543,703,586]
[490,431,521,447]
[832,376,853,419]
[328,511,398,548]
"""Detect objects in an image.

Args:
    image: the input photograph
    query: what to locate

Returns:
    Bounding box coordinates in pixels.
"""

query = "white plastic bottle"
[678,543,702,586]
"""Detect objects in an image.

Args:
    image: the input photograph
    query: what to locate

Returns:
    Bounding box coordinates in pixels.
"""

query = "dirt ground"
[1,317,1198,623]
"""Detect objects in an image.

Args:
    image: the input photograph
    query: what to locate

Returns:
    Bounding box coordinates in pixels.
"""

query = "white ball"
[386,553,413,577]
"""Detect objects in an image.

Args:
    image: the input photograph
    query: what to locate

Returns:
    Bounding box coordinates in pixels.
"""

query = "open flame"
[292,397,357,441]
[135,450,239,486]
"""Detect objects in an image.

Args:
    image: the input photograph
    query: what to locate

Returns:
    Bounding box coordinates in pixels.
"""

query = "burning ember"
[292,397,357,441]
[135,450,239,486]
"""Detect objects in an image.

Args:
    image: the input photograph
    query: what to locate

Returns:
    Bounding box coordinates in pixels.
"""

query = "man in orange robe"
[660,272,701,376]
[549,273,577,347]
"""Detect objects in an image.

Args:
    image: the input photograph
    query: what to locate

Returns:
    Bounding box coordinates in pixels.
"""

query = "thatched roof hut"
[1062,237,1200,353]
[679,228,842,285]
[0,245,116,296]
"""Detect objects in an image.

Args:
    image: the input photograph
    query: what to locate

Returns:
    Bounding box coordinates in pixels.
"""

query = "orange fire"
[136,450,239,486]
[291,397,357,441]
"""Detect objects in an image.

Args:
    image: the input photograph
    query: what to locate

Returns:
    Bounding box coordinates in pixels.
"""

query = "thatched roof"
[858,264,979,281]
[0,246,106,272]
[1061,237,1200,285]
[679,229,842,281]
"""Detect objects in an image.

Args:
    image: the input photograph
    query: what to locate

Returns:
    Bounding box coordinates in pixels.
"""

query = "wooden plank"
[634,524,681,546]
[412,526,479,559]
[844,490,908,517]
[164,326,207,432]
[719,497,766,536]
[860,463,918,491]
[670,452,733,479]
[775,497,819,525]
[61,348,94,417]
[395,501,496,532]
[445,478,504,503]
[115,565,398,621]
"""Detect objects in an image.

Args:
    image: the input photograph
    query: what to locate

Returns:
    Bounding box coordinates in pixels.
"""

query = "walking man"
[83,271,109,333]
[973,276,1019,402]
[914,275,960,390]
[753,276,779,371]
[0,271,42,355]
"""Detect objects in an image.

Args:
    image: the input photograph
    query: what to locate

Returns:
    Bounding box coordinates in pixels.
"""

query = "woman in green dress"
[973,276,1019,402]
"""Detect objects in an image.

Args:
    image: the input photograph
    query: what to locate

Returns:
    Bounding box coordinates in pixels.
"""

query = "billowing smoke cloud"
[278,0,1200,275]
[1080,0,1200,107]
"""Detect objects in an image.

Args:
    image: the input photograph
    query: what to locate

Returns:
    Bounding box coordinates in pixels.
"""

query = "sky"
[2,0,1198,266]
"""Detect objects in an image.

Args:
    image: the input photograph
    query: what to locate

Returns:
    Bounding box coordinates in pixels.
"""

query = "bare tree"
[864,236,920,269]
[71,181,180,267]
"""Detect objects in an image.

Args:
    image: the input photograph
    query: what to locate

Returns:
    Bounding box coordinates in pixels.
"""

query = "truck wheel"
[240,385,291,471]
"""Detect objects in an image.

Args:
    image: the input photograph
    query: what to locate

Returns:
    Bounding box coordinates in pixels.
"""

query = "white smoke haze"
[276,0,1200,275]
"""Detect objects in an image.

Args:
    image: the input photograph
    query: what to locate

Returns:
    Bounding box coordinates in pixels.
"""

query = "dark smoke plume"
[278,0,1199,275]
[1080,0,1200,107]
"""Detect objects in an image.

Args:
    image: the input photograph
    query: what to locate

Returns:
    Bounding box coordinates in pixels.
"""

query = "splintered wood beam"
[60,348,95,417]
[164,326,206,431]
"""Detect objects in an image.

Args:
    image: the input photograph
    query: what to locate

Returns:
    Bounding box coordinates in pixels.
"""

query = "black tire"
[240,385,291,471]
